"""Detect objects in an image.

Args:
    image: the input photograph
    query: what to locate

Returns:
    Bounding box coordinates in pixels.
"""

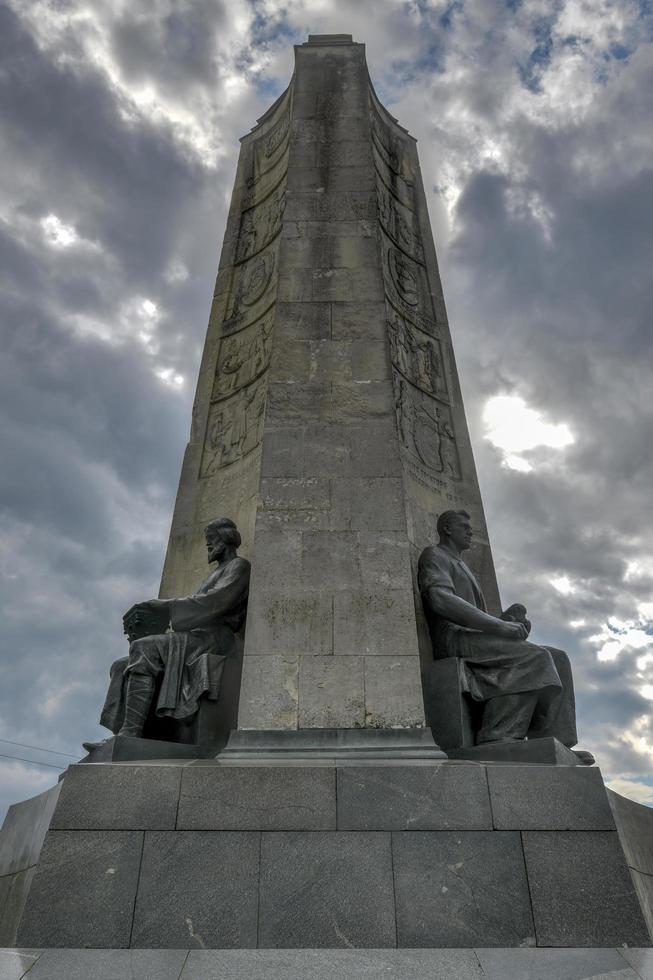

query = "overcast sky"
[1,0,652,821]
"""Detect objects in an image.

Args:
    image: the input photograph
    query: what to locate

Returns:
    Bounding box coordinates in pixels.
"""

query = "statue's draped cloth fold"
[100,557,250,730]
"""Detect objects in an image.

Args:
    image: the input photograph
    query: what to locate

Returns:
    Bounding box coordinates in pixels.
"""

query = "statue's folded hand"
[494,620,529,641]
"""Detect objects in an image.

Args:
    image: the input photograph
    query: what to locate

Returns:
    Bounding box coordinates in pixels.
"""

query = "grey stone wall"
[0,782,61,945]
[16,762,650,950]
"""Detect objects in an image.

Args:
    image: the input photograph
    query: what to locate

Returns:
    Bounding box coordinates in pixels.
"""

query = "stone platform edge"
[2,946,653,980]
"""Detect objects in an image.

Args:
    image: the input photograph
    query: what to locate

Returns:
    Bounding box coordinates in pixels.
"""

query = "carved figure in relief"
[388,311,447,399]
[389,247,419,306]
[372,113,414,185]
[214,317,273,400]
[418,510,593,762]
[84,519,250,749]
[394,375,460,479]
[202,380,267,475]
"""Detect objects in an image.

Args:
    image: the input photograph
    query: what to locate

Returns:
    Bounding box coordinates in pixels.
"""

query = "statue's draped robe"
[418,545,577,746]
[101,556,250,732]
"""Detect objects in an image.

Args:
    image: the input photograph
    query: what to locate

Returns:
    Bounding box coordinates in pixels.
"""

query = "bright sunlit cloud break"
[483,395,575,471]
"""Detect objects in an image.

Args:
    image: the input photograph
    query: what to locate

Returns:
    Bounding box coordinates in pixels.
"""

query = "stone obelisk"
[160,34,500,740]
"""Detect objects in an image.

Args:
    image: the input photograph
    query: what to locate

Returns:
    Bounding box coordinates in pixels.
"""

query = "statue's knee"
[545,646,570,668]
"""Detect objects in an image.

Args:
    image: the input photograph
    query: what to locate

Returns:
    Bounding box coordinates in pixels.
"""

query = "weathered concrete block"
[306,340,353,383]
[359,531,414,590]
[177,766,336,830]
[364,657,424,728]
[276,302,331,341]
[337,765,492,831]
[351,338,391,381]
[260,427,304,477]
[330,478,405,531]
[131,831,259,948]
[522,831,650,946]
[258,832,395,947]
[50,765,182,831]
[334,590,416,655]
[266,381,330,424]
[312,267,382,303]
[17,830,143,948]
[269,339,313,383]
[487,766,616,831]
[393,831,535,947]
[302,423,352,477]
[245,590,333,656]
[331,381,394,421]
[302,530,361,588]
[238,656,298,730]
[247,529,303,592]
[331,301,388,341]
[258,477,330,530]
[298,656,365,728]
[348,421,402,476]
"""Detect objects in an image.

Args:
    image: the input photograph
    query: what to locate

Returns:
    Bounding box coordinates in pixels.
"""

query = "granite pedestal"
[11,758,650,951]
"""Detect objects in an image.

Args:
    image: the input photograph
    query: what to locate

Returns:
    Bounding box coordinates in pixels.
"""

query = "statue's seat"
[107,636,244,757]
[421,657,483,751]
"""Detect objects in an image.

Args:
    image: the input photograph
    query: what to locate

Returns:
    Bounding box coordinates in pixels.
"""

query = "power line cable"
[0,753,65,770]
[0,739,77,759]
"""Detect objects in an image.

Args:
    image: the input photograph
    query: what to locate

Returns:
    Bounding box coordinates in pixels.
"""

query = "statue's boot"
[117,674,156,738]
[572,749,595,765]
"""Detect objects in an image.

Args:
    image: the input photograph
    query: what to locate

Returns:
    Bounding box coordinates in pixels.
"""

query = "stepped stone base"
[12,758,651,951]
[2,945,653,980]
[79,735,207,765]
[219,726,446,762]
[448,736,582,766]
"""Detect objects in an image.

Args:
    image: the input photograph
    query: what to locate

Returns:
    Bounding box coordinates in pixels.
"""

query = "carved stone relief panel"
[371,110,415,188]
[372,144,414,211]
[235,182,286,263]
[224,246,277,330]
[241,145,289,211]
[382,240,434,323]
[211,313,274,400]
[200,378,267,476]
[377,182,424,263]
[393,371,461,484]
[387,307,448,400]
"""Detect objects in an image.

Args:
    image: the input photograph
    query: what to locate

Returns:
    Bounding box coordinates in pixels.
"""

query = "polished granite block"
[337,764,492,830]
[17,831,143,948]
[51,765,182,831]
[177,765,335,830]
[522,831,650,947]
[258,832,395,948]
[131,831,259,948]
[487,766,615,831]
[393,831,535,948]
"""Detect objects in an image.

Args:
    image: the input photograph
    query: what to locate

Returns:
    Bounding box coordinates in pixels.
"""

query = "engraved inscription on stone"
[212,315,274,400]
[200,379,267,476]
[393,373,461,481]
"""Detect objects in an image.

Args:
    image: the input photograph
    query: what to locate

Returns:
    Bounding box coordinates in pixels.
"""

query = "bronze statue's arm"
[426,588,529,640]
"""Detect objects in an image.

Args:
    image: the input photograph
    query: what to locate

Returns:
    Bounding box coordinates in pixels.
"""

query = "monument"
[1,34,651,976]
